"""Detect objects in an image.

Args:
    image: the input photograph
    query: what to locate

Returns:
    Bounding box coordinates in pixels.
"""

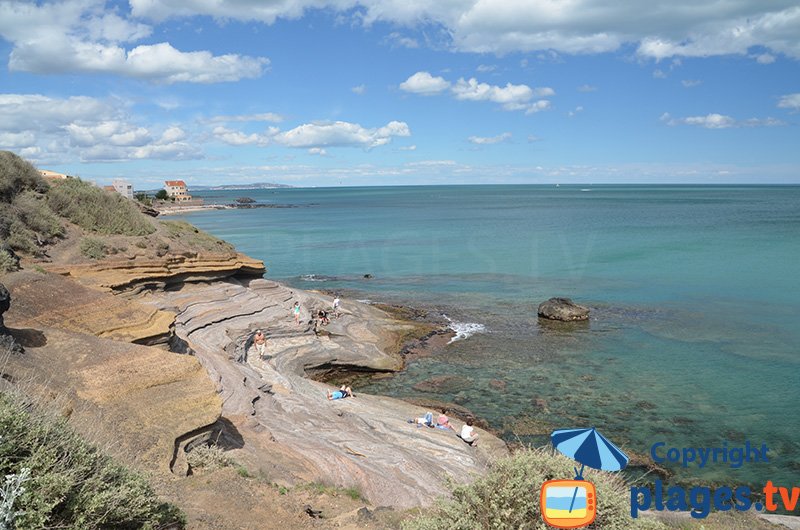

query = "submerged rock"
[413,375,470,394]
[537,297,590,321]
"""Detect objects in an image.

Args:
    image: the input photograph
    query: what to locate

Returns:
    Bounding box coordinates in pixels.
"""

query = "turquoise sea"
[176,185,800,487]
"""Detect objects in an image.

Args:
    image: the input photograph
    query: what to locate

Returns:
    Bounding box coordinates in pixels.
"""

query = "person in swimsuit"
[252,329,267,358]
[292,301,301,325]
[327,385,354,400]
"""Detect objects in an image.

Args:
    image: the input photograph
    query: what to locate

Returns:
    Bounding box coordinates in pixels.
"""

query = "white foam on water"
[300,274,326,282]
[443,314,486,344]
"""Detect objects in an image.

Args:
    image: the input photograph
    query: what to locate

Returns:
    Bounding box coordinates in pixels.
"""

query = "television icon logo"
[540,479,597,529]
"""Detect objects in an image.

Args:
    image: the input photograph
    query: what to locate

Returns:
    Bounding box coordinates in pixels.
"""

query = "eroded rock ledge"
[141,278,508,509]
[46,252,265,293]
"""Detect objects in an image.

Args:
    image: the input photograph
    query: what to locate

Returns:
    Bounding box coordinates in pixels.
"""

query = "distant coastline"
[190,182,294,191]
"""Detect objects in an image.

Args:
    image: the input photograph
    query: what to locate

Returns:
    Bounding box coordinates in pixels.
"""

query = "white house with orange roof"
[164,180,192,202]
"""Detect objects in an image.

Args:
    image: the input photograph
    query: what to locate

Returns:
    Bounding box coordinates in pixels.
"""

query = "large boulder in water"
[537,297,590,322]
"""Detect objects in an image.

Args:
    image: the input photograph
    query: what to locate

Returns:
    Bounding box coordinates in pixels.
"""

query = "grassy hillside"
[0,151,233,272]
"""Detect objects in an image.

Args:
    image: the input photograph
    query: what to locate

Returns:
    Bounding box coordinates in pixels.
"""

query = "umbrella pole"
[568,464,585,513]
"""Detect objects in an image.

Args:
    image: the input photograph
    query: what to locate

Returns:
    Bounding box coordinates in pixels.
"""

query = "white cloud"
[452,77,532,104]
[384,31,419,49]
[0,93,202,162]
[653,69,667,79]
[130,1,800,60]
[681,79,703,88]
[661,112,785,128]
[308,147,328,156]
[568,106,584,117]
[276,120,410,149]
[398,144,417,151]
[468,132,512,145]
[399,71,451,95]
[777,93,800,111]
[476,64,496,73]
[578,84,597,92]
[402,72,554,114]
[754,53,776,64]
[212,126,273,146]
[65,121,152,147]
[0,131,36,148]
[351,84,366,95]
[209,113,285,123]
[527,135,542,142]
[0,1,268,83]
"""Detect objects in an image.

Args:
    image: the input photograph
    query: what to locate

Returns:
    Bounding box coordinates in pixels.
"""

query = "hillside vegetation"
[404,447,666,530]
[0,151,232,272]
[0,388,185,529]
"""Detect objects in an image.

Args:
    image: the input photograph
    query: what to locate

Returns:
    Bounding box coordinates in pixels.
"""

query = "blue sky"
[0,0,798,187]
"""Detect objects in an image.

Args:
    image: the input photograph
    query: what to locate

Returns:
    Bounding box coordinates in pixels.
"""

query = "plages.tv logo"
[540,427,630,529]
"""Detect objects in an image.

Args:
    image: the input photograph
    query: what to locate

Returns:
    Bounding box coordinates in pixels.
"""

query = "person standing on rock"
[292,301,301,325]
[252,329,267,358]
[332,296,341,318]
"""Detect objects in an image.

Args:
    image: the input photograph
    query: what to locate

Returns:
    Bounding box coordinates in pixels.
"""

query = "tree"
[155,189,168,200]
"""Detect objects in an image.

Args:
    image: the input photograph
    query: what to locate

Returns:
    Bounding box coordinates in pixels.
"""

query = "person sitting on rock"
[252,329,267,358]
[318,309,330,326]
[458,420,478,446]
[408,411,434,428]
[327,385,354,400]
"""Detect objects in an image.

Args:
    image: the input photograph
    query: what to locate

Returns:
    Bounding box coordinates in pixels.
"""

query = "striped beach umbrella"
[551,427,629,478]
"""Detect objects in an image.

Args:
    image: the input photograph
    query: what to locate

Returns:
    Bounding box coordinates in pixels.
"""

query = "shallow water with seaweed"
[177,185,800,487]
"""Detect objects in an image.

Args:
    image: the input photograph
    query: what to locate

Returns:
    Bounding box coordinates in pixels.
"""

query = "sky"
[0,0,798,188]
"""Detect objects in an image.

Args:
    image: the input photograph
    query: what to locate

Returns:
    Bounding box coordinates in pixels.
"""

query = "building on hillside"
[102,185,116,193]
[164,180,192,202]
[39,169,69,180]
[112,179,134,200]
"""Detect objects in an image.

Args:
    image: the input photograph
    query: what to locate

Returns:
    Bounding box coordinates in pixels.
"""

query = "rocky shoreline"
[1,253,508,513]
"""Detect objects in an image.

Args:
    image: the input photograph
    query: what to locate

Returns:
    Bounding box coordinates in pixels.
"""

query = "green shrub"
[0,151,48,203]
[80,237,107,260]
[10,190,63,241]
[0,248,20,273]
[0,153,64,255]
[47,178,155,236]
[186,444,232,472]
[134,193,152,206]
[0,392,185,529]
[160,220,233,252]
[0,195,64,256]
[403,447,665,530]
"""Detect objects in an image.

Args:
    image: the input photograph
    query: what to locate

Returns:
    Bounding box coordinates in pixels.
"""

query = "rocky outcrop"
[2,271,174,345]
[537,297,590,321]
[0,282,23,353]
[45,252,265,293]
[140,278,509,509]
[0,272,221,473]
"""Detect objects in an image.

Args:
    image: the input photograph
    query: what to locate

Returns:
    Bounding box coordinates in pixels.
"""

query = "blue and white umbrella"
[550,427,629,514]
[551,427,629,479]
